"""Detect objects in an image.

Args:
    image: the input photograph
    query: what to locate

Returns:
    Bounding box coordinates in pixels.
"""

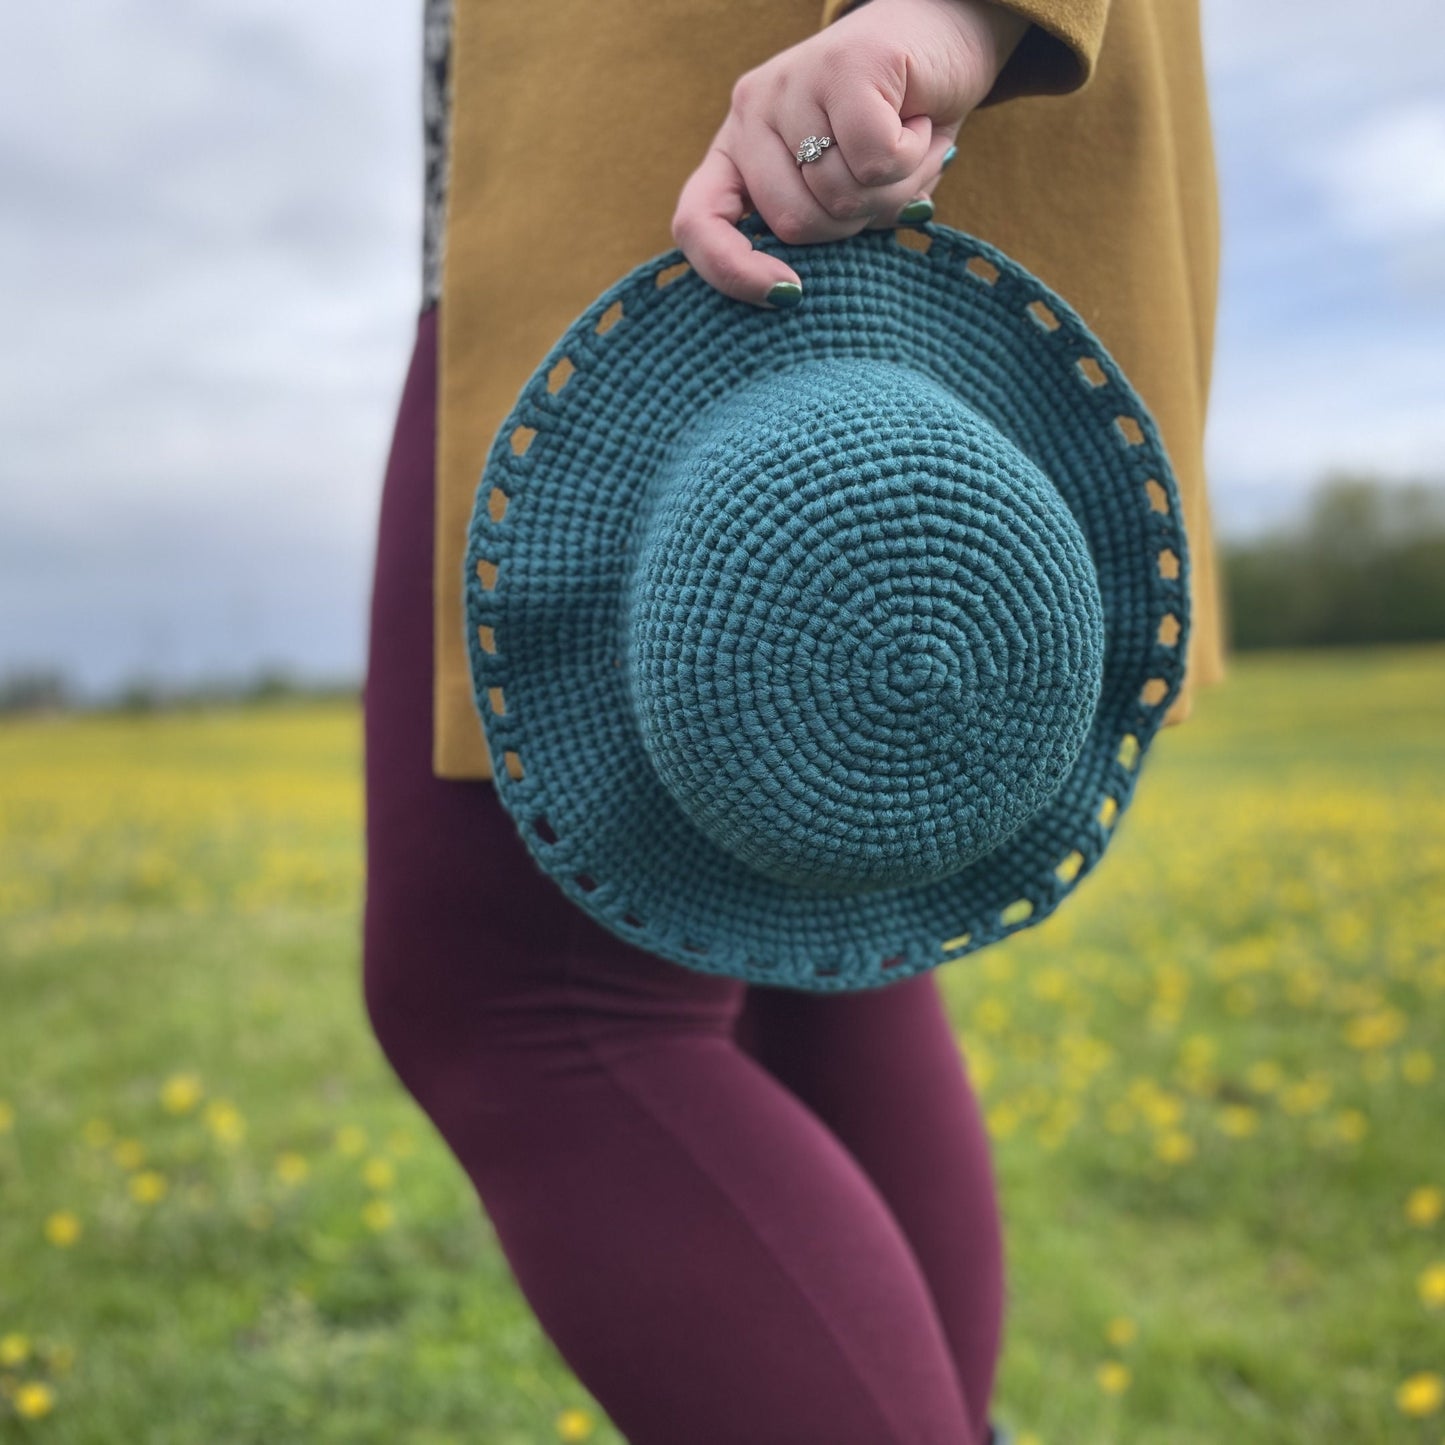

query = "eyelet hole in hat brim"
[1055,850,1085,884]
[1027,300,1060,332]
[595,300,624,335]
[1114,415,1145,446]
[547,357,575,394]
[1117,733,1141,771]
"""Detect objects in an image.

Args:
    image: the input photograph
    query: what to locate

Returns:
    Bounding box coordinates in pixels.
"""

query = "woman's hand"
[671,0,1031,308]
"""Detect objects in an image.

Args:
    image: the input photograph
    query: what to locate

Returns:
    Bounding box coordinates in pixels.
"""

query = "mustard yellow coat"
[434,0,1231,780]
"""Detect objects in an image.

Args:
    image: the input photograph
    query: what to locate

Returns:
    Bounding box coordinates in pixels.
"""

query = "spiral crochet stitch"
[464,212,1191,992]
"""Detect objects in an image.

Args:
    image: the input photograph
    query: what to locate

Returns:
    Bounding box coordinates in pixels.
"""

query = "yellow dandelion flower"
[204,1100,246,1146]
[1417,1262,1445,1309]
[44,1211,82,1248]
[362,1157,396,1191]
[1096,1360,1131,1394]
[1142,1093,1184,1129]
[274,1152,309,1185]
[159,1072,203,1114]
[81,1117,112,1147]
[361,1199,395,1232]
[1105,1316,1137,1348]
[385,1129,416,1157]
[1030,967,1070,1002]
[334,1124,368,1157]
[974,997,1011,1034]
[1285,968,1324,1006]
[1406,1186,1444,1228]
[0,1099,14,1133]
[1246,1060,1283,1094]
[1395,1370,1443,1417]
[112,1137,145,1170]
[1155,1130,1195,1164]
[1280,1076,1332,1116]
[986,1102,1020,1138]
[1344,1009,1408,1051]
[556,1406,595,1440]
[1217,1104,1259,1138]
[14,1381,55,1419]
[1402,1051,1435,1085]
[129,1170,168,1204]
[0,1333,31,1366]
[1333,1109,1369,1143]
[1180,1033,1217,1065]
[1018,1434,1043,1445]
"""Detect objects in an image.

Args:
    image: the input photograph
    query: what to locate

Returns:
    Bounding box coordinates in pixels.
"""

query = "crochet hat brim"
[464,213,1192,992]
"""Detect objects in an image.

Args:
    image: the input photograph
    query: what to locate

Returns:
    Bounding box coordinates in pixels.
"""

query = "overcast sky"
[2,0,1442,696]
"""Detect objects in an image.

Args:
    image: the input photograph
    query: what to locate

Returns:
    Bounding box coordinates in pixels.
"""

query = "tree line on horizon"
[1219,472,1445,649]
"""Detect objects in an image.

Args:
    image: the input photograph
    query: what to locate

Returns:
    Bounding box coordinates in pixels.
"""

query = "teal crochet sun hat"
[464,210,1192,993]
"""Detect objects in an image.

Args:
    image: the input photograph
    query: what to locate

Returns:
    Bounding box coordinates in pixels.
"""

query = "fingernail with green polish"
[766,281,803,308]
[897,197,934,224]
[942,144,958,169]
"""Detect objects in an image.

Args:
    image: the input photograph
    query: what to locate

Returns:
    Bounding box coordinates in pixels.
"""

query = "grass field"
[1,643,1443,1444]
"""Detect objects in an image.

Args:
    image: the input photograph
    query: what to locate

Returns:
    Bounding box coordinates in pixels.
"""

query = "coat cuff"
[817,0,1108,105]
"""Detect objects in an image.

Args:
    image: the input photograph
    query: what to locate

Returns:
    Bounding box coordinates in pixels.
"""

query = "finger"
[857,123,964,231]
[767,115,878,237]
[787,101,948,229]
[671,141,803,308]
[823,78,932,192]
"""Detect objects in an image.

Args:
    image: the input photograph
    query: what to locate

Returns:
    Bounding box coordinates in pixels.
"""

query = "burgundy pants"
[361,305,1007,1445]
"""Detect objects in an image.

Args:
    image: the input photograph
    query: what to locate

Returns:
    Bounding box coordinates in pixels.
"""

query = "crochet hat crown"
[626,353,1105,894]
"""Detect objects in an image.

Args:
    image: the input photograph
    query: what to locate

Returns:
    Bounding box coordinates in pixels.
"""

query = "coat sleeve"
[817,0,1111,106]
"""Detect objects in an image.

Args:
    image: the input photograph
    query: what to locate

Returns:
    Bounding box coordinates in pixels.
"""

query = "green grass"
[1,644,1443,1443]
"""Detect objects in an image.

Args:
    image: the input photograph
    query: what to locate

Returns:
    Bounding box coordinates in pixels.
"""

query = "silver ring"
[795,135,833,166]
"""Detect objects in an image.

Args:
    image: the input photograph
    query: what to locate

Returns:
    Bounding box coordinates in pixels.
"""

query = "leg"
[733,977,1008,1445]
[361,306,981,1444]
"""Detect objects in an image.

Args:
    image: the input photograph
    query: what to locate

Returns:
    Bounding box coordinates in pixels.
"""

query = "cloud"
[0,0,422,687]
[1198,0,1445,533]
[1303,101,1445,242]
[3,0,1444,687]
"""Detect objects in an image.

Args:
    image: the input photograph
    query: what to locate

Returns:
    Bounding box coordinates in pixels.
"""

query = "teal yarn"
[464,211,1191,992]
[626,358,1105,889]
